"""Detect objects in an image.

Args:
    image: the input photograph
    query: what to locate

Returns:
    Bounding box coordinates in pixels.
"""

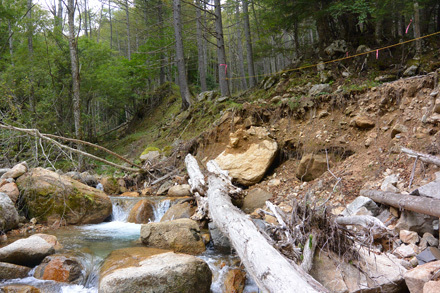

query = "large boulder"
[404,260,440,293]
[161,202,196,222]
[34,254,84,284]
[0,285,40,292]
[99,249,212,293]
[296,154,327,182]
[0,262,31,280]
[0,192,19,232]
[310,249,407,293]
[214,127,278,186]
[100,176,119,195]
[0,182,19,204]
[242,188,272,214]
[0,234,55,267]
[127,199,155,224]
[16,168,112,225]
[140,218,206,255]
[0,162,28,180]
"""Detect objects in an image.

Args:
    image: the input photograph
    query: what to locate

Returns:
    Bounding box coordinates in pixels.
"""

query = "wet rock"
[208,222,231,249]
[0,285,40,292]
[161,202,195,222]
[0,193,19,232]
[34,254,85,284]
[404,260,440,293]
[140,218,206,255]
[0,183,19,204]
[99,249,211,293]
[0,234,55,267]
[167,184,191,197]
[224,269,246,293]
[214,127,278,186]
[354,116,375,129]
[100,176,119,195]
[308,84,331,96]
[16,168,112,225]
[296,154,327,182]
[0,162,28,180]
[127,199,155,224]
[242,188,272,214]
[396,211,437,235]
[0,262,31,280]
[400,230,419,244]
[403,65,418,77]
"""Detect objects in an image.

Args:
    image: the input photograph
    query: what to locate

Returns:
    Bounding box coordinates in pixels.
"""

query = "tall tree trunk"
[83,0,89,38]
[56,0,63,37]
[158,0,166,84]
[8,20,14,66]
[27,0,35,117]
[235,2,247,91]
[242,0,256,88]
[196,0,207,92]
[125,0,131,60]
[67,0,83,168]
[414,1,422,56]
[173,0,191,110]
[109,0,113,49]
[97,4,103,42]
[214,0,230,97]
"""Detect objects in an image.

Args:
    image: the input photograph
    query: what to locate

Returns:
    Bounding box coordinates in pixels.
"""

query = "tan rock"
[161,202,195,222]
[120,191,139,197]
[224,269,246,293]
[405,260,440,293]
[140,218,205,255]
[167,184,191,197]
[242,188,272,214]
[433,98,440,114]
[0,183,19,203]
[296,154,327,182]
[214,127,278,186]
[394,244,418,258]
[0,285,40,292]
[100,176,119,195]
[16,168,112,225]
[127,199,155,224]
[1,162,28,180]
[391,124,408,138]
[0,262,31,280]
[264,215,278,225]
[400,230,419,244]
[354,116,375,129]
[423,280,440,293]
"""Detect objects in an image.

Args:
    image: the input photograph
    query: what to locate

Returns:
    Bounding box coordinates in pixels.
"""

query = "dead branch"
[336,215,391,239]
[0,123,142,173]
[360,189,440,218]
[301,232,317,273]
[401,147,440,167]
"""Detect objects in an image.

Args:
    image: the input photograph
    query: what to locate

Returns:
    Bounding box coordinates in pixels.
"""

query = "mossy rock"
[16,168,112,225]
[141,147,161,156]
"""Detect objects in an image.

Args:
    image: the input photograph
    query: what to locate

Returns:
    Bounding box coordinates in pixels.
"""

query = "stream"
[0,196,258,292]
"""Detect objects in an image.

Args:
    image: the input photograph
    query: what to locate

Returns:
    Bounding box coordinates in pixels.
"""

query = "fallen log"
[401,147,440,167]
[203,158,328,292]
[360,189,440,218]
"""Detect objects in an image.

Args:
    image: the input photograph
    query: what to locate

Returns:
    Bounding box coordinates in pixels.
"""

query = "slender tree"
[173,0,192,109]
[242,0,256,87]
[196,0,207,92]
[214,0,230,96]
[125,0,131,60]
[235,1,247,91]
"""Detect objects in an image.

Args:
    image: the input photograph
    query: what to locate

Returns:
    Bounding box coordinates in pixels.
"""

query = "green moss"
[141,146,161,156]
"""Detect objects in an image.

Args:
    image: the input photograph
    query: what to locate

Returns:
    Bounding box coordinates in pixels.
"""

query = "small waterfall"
[110,197,139,222]
[152,199,171,222]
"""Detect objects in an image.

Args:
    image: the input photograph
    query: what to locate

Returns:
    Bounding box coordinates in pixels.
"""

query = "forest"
[1,0,440,165]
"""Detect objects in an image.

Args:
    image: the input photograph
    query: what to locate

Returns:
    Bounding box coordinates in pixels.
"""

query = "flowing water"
[0,196,257,292]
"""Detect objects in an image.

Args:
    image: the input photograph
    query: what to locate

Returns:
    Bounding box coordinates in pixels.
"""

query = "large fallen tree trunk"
[401,147,440,167]
[360,189,440,218]
[185,154,328,292]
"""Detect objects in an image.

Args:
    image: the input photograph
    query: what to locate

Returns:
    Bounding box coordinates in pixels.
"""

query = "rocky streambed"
[0,195,258,292]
